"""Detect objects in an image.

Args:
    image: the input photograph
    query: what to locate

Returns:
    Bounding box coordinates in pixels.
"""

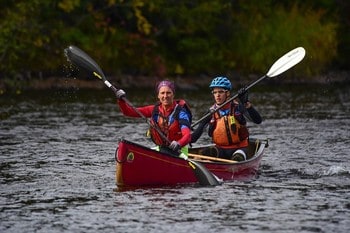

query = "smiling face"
[212,87,229,105]
[158,86,174,108]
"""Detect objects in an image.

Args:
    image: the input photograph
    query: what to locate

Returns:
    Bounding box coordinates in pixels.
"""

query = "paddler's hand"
[237,87,249,104]
[169,141,181,151]
[115,89,126,99]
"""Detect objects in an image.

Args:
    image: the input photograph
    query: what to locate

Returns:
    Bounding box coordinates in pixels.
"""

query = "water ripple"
[1,85,350,233]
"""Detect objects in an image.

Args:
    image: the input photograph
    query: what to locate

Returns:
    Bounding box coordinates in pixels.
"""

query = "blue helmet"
[209,76,232,90]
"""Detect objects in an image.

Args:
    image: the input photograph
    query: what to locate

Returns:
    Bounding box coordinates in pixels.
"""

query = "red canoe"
[115,138,268,187]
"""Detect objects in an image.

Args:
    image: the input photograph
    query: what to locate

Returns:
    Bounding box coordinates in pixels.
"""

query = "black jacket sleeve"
[246,106,262,124]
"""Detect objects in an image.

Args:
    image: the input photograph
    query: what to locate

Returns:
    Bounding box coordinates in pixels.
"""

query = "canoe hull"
[115,139,267,187]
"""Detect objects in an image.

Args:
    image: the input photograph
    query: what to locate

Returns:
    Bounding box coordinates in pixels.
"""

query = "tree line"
[0,0,349,86]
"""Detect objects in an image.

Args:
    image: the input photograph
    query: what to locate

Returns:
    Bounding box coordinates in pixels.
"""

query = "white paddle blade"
[267,47,306,78]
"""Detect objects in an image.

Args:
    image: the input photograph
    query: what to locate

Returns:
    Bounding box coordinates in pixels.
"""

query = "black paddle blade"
[64,45,106,81]
[188,160,222,186]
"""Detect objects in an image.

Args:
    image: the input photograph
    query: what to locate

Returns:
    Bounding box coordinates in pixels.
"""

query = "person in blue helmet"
[191,76,262,161]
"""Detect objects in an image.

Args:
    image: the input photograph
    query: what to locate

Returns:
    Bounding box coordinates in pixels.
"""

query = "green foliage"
[0,1,50,75]
[231,1,338,77]
[58,0,81,12]
[150,1,230,75]
[0,0,347,85]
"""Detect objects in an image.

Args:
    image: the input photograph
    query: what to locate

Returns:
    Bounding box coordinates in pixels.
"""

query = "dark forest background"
[1,0,349,90]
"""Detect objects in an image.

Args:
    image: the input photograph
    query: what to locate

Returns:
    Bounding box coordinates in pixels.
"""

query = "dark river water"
[1,82,350,233]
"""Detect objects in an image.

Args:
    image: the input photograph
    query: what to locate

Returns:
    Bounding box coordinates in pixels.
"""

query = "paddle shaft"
[192,74,267,128]
[188,153,237,163]
[64,45,221,186]
[191,47,306,128]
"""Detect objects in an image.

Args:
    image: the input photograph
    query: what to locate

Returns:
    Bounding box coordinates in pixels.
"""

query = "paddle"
[64,45,221,186]
[191,47,306,128]
[188,153,237,164]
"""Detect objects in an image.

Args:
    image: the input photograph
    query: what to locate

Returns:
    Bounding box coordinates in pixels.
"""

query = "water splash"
[322,165,350,176]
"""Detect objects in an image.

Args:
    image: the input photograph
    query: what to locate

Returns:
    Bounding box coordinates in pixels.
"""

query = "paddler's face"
[158,86,174,107]
[212,88,229,105]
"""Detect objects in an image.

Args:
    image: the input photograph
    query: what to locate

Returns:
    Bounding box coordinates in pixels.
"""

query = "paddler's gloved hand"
[169,140,181,151]
[237,87,249,104]
[115,89,126,99]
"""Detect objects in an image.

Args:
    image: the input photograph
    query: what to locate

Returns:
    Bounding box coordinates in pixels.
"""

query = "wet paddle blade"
[188,160,222,186]
[267,47,306,78]
[64,45,106,81]
[64,45,115,88]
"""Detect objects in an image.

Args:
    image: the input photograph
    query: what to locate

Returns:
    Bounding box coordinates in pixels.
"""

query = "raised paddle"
[191,47,306,128]
[64,45,221,186]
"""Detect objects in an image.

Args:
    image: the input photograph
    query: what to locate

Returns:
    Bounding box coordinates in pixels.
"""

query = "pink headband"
[156,80,175,93]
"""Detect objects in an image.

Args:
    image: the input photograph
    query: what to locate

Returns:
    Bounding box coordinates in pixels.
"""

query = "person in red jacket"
[115,80,192,158]
[191,76,262,161]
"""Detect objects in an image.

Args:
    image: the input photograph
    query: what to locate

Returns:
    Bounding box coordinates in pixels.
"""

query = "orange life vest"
[211,103,249,148]
[149,100,192,146]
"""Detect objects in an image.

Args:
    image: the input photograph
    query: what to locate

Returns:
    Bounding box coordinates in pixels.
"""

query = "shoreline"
[1,70,349,92]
